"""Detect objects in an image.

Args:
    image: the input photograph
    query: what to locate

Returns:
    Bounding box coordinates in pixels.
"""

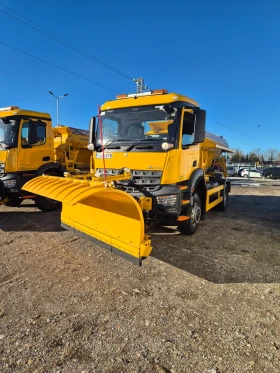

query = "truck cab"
[89,89,233,233]
[0,106,55,205]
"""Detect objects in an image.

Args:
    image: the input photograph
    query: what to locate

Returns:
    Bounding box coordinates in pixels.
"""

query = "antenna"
[132,77,151,93]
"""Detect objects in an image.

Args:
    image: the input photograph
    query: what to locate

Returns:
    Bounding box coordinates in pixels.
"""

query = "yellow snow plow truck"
[0,106,91,210]
[23,90,233,265]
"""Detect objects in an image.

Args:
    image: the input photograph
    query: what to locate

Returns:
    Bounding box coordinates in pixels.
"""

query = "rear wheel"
[178,193,201,235]
[216,185,228,211]
[4,197,22,207]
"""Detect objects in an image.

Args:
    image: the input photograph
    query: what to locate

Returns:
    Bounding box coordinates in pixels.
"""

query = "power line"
[0,40,257,140]
[0,38,259,141]
[0,3,260,141]
[208,117,260,142]
[0,41,119,93]
[0,3,133,81]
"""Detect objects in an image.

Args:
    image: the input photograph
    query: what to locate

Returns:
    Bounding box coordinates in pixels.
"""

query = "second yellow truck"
[0,106,91,210]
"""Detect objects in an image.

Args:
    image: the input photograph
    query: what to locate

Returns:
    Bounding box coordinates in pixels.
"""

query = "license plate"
[96,153,112,159]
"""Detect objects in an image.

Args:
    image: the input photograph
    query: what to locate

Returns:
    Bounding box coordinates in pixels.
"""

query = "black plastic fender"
[179,169,206,214]
[36,162,65,177]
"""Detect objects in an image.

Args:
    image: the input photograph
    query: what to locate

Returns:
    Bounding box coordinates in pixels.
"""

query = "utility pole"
[132,78,150,93]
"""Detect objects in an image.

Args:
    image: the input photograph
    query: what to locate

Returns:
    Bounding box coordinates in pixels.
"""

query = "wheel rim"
[191,202,201,226]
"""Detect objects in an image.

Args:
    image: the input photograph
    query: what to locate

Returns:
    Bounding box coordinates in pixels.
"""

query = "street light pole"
[49,91,68,125]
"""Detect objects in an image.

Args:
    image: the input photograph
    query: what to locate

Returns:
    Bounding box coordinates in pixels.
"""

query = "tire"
[243,174,248,178]
[4,197,22,207]
[216,185,228,211]
[35,169,62,212]
[178,193,201,235]
[35,196,61,212]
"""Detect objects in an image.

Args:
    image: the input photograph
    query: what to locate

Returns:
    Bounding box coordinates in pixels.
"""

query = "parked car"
[226,166,235,177]
[241,169,262,178]
[262,167,280,179]
[237,168,247,176]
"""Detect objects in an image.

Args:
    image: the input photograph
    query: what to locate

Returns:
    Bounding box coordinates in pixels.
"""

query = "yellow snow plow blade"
[23,176,152,265]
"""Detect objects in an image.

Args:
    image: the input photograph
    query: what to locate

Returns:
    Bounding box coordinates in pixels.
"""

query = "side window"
[37,122,46,145]
[182,111,195,146]
[21,121,46,147]
[0,127,4,141]
[21,122,29,146]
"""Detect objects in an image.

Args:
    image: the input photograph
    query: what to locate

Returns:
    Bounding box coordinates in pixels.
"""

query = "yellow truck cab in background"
[23,90,233,265]
[0,106,90,210]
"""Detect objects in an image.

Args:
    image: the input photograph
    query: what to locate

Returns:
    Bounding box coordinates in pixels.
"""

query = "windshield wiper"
[0,142,12,149]
[125,139,161,152]
[96,139,128,151]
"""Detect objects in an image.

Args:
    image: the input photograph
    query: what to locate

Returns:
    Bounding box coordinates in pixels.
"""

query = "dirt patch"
[0,185,280,373]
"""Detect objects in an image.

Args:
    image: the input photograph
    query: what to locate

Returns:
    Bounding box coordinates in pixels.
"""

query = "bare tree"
[231,148,244,163]
[252,147,263,161]
[265,148,278,163]
[248,151,259,162]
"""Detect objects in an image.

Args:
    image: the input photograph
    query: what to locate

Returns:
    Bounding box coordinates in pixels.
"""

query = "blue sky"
[1,0,280,154]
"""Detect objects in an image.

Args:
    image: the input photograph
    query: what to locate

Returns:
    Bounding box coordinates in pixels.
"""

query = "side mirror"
[88,116,96,145]
[194,109,206,143]
[28,121,38,144]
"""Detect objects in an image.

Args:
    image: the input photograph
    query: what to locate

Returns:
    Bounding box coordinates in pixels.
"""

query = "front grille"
[122,185,159,192]
[0,163,5,175]
[96,168,162,191]
[131,170,162,185]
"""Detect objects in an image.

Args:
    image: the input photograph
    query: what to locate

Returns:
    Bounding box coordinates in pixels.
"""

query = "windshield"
[0,118,18,149]
[96,105,178,145]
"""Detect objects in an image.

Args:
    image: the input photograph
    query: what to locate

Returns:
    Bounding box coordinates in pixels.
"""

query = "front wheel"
[178,193,201,235]
[35,169,62,212]
[35,196,61,212]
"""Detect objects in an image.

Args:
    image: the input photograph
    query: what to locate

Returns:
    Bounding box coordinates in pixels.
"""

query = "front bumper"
[129,185,181,216]
[0,173,34,201]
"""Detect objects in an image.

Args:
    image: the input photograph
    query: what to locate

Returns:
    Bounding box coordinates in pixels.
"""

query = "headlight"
[87,143,94,150]
[3,179,17,188]
[156,194,178,206]
[161,142,174,151]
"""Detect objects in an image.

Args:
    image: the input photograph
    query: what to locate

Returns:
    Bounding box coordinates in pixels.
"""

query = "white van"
[226,166,235,177]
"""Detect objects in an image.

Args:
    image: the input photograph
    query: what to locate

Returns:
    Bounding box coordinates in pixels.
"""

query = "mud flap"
[23,176,152,265]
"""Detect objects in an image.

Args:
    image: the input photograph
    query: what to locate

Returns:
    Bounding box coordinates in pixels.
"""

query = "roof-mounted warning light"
[116,89,168,99]
[151,89,168,95]
[116,94,127,99]
[0,106,19,112]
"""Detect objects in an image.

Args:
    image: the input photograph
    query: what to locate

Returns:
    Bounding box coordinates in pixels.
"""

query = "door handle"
[192,160,197,167]
[42,156,50,161]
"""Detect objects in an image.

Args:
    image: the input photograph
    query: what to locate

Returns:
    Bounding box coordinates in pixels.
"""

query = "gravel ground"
[0,184,280,373]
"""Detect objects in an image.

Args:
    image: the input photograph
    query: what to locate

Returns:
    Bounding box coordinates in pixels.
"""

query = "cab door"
[17,119,52,172]
[178,109,199,181]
